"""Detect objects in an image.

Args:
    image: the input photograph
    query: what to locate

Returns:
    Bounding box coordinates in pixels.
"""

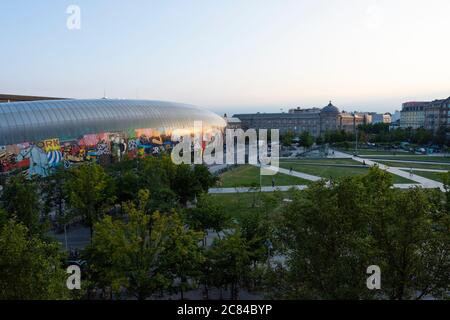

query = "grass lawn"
[210,192,289,220]
[279,163,414,184]
[375,160,450,171]
[408,170,447,182]
[281,158,360,166]
[217,165,310,188]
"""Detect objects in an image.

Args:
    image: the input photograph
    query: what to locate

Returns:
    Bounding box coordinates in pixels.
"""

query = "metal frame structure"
[0,99,226,145]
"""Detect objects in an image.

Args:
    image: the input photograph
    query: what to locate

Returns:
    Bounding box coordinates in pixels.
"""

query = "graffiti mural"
[43,138,63,168]
[0,126,182,177]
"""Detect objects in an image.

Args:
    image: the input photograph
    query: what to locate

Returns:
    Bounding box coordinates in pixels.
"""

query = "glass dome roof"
[0,99,226,145]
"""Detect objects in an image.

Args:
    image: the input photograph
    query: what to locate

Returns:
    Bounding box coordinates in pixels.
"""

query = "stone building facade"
[234,102,367,137]
[400,97,450,131]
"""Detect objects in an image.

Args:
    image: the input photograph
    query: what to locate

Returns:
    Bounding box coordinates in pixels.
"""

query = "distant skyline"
[1,0,449,116]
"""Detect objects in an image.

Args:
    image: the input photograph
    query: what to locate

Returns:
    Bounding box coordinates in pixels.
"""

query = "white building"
[372,113,392,124]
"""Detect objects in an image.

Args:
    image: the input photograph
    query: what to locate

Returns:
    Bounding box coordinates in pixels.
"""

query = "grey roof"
[0,99,226,145]
[234,112,319,120]
[429,97,450,106]
[0,94,66,102]
[224,117,242,123]
[321,101,340,113]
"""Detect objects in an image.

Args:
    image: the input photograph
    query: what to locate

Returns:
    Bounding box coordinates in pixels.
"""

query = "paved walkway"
[208,164,229,174]
[269,165,322,181]
[208,183,429,194]
[395,167,448,173]
[281,161,368,168]
[281,161,447,172]
[361,158,450,166]
[332,150,445,191]
[209,185,308,194]
[209,151,446,194]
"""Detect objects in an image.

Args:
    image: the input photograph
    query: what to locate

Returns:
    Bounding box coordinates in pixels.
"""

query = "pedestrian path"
[362,158,450,166]
[331,150,445,191]
[255,165,322,182]
[395,167,448,173]
[393,183,422,189]
[208,151,446,194]
[208,183,429,194]
[209,185,308,194]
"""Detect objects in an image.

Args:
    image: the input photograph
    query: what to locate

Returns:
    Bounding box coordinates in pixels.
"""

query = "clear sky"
[1,0,449,115]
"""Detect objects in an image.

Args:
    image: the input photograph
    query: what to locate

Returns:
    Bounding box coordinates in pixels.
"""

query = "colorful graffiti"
[43,138,61,152]
[0,127,178,177]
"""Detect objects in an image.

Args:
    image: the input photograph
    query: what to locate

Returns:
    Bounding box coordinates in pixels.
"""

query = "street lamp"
[355,126,358,154]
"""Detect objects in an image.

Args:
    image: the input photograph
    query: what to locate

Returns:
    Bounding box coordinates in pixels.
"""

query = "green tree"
[193,165,218,194]
[315,135,324,145]
[0,176,43,235]
[171,163,217,206]
[186,193,231,243]
[171,164,198,205]
[41,167,72,231]
[368,183,450,299]
[0,220,70,299]
[413,127,433,145]
[65,163,116,239]
[274,177,374,299]
[272,167,450,299]
[163,211,205,299]
[237,192,279,271]
[207,231,252,300]
[114,169,140,205]
[86,189,204,300]
[433,126,448,146]
[86,190,170,299]
[299,131,314,149]
[140,156,174,193]
[281,130,295,147]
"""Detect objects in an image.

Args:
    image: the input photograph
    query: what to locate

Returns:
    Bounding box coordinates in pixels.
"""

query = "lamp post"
[354,113,358,154]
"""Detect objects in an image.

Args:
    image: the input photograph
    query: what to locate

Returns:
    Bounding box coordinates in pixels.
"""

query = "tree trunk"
[89,225,93,242]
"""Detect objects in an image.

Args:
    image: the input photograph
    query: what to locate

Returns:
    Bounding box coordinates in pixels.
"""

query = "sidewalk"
[331,149,445,191]
[255,165,322,182]
[209,185,308,194]
[361,158,450,166]
[395,167,448,173]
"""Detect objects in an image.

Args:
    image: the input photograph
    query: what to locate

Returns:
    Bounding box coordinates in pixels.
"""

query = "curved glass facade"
[0,99,226,176]
[0,99,225,145]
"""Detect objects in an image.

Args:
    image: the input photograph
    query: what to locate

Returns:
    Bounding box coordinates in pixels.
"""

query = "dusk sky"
[1,0,449,115]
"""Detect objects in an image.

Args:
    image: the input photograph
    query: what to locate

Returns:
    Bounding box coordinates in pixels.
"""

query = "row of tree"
[281,125,449,147]
[0,155,277,300]
[357,124,448,145]
[0,156,448,300]
[268,168,450,299]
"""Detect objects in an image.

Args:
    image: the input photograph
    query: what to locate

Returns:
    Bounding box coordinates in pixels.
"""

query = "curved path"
[209,185,308,194]
[331,150,445,191]
[208,151,446,194]
[361,158,450,166]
